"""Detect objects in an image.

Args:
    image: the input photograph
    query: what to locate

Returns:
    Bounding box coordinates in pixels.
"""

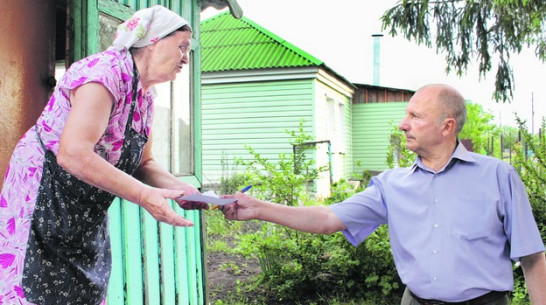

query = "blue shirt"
[330,143,545,302]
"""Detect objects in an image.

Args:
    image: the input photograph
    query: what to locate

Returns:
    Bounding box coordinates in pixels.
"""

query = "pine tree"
[381,0,546,102]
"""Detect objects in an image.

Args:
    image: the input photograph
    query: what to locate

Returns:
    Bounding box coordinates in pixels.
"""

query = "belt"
[409,290,507,305]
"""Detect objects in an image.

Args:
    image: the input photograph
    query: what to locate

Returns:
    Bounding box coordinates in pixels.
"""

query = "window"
[326,96,346,153]
[98,13,120,52]
[338,103,346,152]
[171,56,193,175]
[327,97,336,147]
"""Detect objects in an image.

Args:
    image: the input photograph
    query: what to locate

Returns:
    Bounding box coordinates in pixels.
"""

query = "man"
[221,84,546,304]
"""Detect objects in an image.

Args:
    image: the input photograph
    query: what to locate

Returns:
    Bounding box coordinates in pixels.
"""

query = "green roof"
[200,12,324,72]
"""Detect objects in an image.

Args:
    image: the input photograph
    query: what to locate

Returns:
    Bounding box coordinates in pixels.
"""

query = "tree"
[381,0,546,102]
[458,102,498,155]
[498,125,519,152]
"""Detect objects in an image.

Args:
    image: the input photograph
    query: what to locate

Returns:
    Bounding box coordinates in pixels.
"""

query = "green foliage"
[499,125,519,152]
[459,103,499,155]
[511,262,531,305]
[512,117,546,242]
[386,122,416,168]
[219,262,242,275]
[235,119,328,206]
[234,223,402,304]
[219,172,251,196]
[351,160,375,184]
[219,150,252,195]
[323,179,365,205]
[231,177,402,304]
[208,239,231,253]
[381,0,546,102]
[512,118,546,305]
[205,208,244,237]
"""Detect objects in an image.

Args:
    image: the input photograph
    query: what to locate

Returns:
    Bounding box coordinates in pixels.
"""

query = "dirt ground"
[206,246,265,304]
[204,219,269,305]
[203,218,310,305]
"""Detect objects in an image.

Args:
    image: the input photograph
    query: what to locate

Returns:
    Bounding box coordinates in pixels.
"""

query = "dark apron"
[23,70,147,305]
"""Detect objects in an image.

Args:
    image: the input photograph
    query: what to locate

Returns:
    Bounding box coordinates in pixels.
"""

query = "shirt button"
[433,224,439,228]
[434,198,438,203]
[433,249,438,254]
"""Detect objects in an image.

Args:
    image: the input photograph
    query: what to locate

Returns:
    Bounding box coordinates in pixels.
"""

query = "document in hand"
[178,190,237,206]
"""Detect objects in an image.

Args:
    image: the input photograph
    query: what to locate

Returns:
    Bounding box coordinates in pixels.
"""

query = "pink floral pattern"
[0,47,153,304]
[126,17,140,31]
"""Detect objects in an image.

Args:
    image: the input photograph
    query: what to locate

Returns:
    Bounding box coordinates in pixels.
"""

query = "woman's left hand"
[172,183,209,210]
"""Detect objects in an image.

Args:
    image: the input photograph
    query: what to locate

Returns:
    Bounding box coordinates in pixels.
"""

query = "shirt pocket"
[449,198,496,241]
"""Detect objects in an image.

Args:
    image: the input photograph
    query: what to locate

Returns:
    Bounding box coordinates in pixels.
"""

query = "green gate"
[108,199,204,304]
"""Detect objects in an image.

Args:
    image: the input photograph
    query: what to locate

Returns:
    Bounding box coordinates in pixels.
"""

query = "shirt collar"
[409,140,476,174]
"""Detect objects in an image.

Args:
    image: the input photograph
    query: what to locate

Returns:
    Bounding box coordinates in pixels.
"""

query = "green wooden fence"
[107,198,205,305]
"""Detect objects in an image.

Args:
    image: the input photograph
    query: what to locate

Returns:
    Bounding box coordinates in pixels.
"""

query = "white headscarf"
[112,5,189,50]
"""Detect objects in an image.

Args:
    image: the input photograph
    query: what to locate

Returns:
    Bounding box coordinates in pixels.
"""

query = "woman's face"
[148,30,192,83]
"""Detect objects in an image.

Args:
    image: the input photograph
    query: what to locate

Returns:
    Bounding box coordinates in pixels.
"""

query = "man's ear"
[442,118,456,135]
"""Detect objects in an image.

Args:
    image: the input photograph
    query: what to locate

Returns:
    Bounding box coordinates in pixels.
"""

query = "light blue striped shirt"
[330,143,545,302]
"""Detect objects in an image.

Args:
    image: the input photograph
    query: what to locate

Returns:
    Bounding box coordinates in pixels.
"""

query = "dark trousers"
[401,287,510,305]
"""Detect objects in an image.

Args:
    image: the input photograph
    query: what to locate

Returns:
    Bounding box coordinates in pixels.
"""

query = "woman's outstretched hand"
[137,186,194,227]
[172,183,210,210]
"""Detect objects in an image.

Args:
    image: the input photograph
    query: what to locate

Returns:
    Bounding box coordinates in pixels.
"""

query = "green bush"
[386,122,416,168]
[219,172,251,196]
[235,222,402,304]
[233,178,402,304]
[235,119,328,206]
[510,118,546,304]
[323,178,366,205]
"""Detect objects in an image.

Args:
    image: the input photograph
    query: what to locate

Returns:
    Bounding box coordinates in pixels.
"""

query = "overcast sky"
[202,0,546,133]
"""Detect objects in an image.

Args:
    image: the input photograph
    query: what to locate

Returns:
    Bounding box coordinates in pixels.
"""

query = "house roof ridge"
[201,11,325,71]
[237,14,323,66]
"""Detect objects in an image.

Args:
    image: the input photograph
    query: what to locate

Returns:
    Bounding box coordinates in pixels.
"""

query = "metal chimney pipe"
[372,34,383,86]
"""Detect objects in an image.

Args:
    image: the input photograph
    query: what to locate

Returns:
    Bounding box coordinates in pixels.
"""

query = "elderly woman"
[0,5,206,305]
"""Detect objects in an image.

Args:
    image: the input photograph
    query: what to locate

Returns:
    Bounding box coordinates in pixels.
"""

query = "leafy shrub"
[233,178,402,304]
[235,120,328,206]
[235,222,402,304]
[219,172,251,196]
[323,179,365,205]
[386,122,416,168]
[510,118,546,303]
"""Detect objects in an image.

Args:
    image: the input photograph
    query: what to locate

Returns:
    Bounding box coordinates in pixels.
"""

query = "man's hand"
[220,193,261,221]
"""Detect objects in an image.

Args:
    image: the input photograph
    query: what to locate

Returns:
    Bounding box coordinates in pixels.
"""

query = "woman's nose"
[181,53,189,64]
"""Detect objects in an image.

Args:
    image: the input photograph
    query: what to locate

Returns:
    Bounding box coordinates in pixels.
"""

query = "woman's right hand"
[137,186,194,227]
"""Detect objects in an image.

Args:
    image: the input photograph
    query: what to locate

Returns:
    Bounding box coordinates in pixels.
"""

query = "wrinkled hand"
[137,186,194,227]
[171,183,210,210]
[220,193,260,221]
